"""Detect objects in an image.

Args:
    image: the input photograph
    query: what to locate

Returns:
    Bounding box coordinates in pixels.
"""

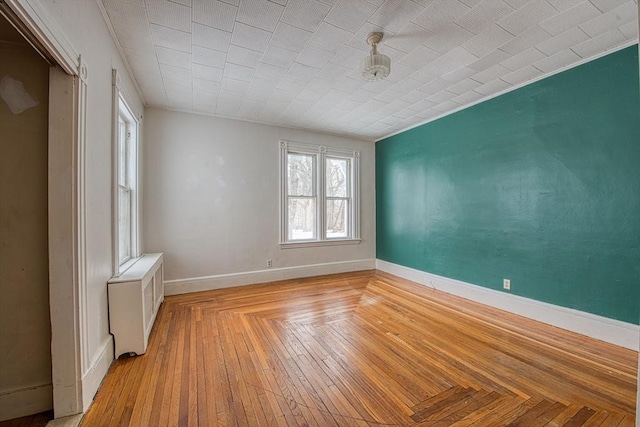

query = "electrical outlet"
[267,259,272,268]
[503,278,511,290]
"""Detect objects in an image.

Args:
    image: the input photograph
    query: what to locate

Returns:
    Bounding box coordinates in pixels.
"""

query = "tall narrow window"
[113,70,139,274]
[280,141,360,246]
[287,152,317,241]
[117,107,133,264]
[326,157,351,239]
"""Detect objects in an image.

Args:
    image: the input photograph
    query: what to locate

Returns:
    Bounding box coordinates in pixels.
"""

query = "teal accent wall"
[376,46,640,324]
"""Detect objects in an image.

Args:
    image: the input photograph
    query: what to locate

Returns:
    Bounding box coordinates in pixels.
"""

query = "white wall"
[143,108,375,291]
[35,0,143,409]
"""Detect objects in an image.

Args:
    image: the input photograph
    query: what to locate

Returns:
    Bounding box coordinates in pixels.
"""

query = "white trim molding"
[76,55,90,394]
[80,337,113,411]
[47,55,92,421]
[48,67,83,418]
[0,0,79,75]
[376,259,640,351]
[0,384,53,422]
[165,259,376,296]
[280,238,361,249]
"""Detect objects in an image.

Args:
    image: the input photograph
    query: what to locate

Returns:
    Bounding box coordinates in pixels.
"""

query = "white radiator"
[108,253,164,358]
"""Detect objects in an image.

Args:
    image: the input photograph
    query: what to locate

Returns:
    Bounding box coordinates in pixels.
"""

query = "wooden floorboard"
[81,270,637,426]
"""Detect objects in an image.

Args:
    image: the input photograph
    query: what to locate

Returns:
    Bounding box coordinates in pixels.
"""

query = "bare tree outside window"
[117,100,137,266]
[287,153,316,240]
[326,158,350,238]
[118,117,131,263]
[281,141,359,245]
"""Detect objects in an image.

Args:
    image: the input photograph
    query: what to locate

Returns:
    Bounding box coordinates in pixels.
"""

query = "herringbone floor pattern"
[81,270,637,426]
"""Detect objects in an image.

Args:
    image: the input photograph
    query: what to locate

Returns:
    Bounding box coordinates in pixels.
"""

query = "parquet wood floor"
[81,270,637,426]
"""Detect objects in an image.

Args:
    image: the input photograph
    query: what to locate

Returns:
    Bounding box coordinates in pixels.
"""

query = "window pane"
[118,119,127,186]
[326,158,349,197]
[326,199,349,239]
[118,186,131,262]
[288,197,316,240]
[287,153,314,196]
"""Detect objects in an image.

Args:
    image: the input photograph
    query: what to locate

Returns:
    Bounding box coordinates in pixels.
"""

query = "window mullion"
[318,147,326,241]
[313,152,319,241]
[353,152,359,239]
[281,143,288,243]
[347,160,352,198]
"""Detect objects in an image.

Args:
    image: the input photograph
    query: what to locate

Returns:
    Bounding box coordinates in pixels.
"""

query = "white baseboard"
[46,414,83,427]
[165,259,376,296]
[80,336,114,412]
[0,383,53,422]
[376,259,639,351]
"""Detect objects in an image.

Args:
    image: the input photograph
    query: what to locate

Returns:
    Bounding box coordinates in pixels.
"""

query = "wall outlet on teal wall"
[503,279,511,290]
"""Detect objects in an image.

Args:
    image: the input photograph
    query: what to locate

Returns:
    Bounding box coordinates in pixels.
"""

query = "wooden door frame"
[1,0,87,418]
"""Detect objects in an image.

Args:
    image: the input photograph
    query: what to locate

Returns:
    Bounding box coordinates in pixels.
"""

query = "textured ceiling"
[101,0,638,140]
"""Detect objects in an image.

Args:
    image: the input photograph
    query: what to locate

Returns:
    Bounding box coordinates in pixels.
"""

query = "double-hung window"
[113,70,139,274]
[280,140,360,247]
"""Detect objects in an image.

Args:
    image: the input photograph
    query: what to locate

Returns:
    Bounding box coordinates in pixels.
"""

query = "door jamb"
[1,0,86,419]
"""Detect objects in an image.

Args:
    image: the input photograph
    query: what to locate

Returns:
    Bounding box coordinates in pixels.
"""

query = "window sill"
[114,256,142,278]
[280,239,361,249]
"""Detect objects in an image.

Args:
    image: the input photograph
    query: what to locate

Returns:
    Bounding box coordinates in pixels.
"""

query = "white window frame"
[280,140,360,248]
[112,70,140,275]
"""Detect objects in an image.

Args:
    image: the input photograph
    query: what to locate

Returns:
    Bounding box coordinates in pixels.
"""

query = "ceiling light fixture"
[361,32,390,82]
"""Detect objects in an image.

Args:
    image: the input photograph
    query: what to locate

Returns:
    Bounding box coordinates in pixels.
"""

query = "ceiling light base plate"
[366,32,384,46]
